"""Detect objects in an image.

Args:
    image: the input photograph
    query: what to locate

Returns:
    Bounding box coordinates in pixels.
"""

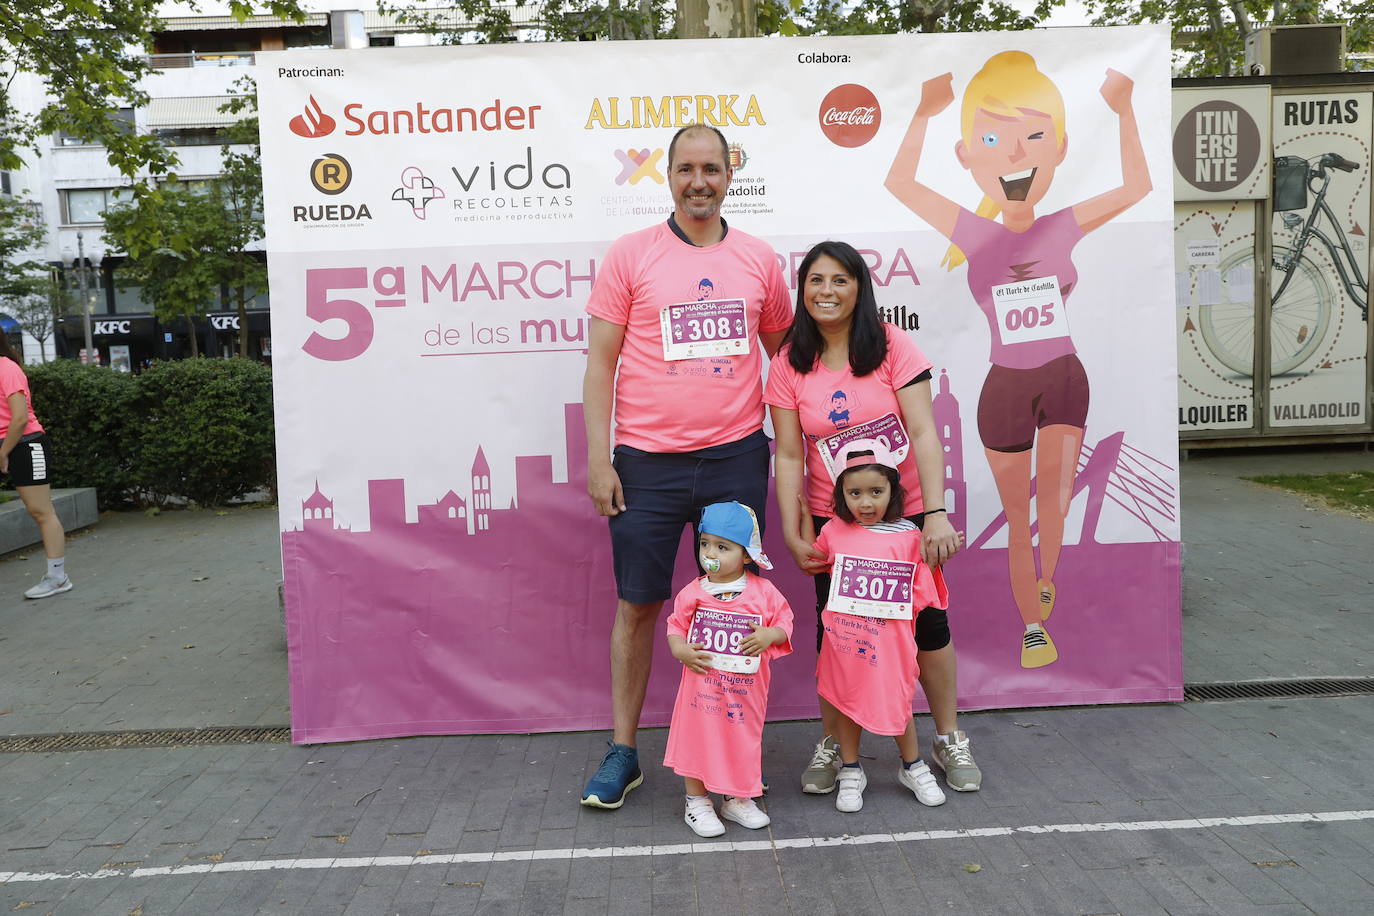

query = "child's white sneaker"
[835,766,867,812]
[897,760,946,807]
[720,796,770,829]
[684,796,725,837]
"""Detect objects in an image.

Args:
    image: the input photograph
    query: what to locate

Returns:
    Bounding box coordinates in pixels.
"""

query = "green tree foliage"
[133,358,276,507]
[23,359,139,506]
[103,85,266,359]
[0,194,46,300]
[25,358,275,507]
[0,0,306,177]
[762,0,1056,35]
[1083,0,1372,76]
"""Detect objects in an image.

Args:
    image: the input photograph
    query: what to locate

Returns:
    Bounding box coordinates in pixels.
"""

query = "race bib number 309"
[828,554,915,620]
[687,605,762,674]
[660,298,750,361]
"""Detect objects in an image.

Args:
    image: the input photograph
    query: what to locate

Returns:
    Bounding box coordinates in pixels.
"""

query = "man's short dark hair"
[668,124,730,169]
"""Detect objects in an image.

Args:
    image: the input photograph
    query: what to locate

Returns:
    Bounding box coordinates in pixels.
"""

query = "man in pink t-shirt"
[580,124,793,810]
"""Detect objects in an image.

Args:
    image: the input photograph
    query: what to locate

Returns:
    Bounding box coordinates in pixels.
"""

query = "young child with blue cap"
[662,501,794,837]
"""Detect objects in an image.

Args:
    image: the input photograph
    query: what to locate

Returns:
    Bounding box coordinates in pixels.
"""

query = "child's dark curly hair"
[832,452,906,523]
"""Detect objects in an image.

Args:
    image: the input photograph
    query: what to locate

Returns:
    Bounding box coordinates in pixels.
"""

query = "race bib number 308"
[687,605,762,674]
[660,298,750,361]
[991,275,1069,346]
[828,554,915,620]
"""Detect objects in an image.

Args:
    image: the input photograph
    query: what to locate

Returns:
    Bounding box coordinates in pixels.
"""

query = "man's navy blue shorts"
[609,432,769,605]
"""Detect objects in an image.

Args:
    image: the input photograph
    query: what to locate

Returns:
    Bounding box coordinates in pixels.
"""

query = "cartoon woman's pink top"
[950,207,1085,370]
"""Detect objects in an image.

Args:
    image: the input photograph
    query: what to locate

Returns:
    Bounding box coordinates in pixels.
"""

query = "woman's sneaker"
[684,796,725,837]
[835,766,867,812]
[932,731,982,792]
[801,735,840,794]
[720,796,770,829]
[897,760,946,807]
[24,575,73,600]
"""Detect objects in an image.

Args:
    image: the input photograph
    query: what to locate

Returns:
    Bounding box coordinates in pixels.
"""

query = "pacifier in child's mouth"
[701,555,722,573]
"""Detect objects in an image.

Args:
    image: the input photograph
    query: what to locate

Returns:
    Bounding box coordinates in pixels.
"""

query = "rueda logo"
[311,153,352,194]
[614,148,664,185]
[392,166,445,219]
[818,84,881,148]
[290,95,336,138]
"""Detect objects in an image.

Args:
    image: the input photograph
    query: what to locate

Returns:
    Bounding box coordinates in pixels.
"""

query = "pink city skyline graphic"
[281,371,1181,745]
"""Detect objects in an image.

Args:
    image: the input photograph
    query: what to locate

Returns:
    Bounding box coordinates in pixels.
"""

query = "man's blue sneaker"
[580,742,643,809]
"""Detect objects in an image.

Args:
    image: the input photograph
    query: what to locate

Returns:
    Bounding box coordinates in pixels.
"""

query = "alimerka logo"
[290,95,337,138]
[818,84,881,148]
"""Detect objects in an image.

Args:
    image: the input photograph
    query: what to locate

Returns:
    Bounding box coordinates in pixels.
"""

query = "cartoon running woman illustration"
[884,51,1150,668]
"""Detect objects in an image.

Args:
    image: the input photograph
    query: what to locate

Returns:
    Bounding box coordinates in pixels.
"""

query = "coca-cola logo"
[818,84,881,148]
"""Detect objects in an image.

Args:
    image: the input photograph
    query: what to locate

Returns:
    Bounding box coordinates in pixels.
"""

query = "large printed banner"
[259,27,1182,744]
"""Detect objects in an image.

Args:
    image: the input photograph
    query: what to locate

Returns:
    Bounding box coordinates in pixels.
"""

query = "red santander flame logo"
[289,95,336,139]
[818,84,881,148]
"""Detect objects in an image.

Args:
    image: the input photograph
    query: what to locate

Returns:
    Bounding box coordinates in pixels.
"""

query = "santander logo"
[290,95,337,139]
[818,84,881,148]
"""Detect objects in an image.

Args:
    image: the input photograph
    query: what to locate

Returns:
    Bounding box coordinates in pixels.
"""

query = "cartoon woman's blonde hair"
[943,50,1067,270]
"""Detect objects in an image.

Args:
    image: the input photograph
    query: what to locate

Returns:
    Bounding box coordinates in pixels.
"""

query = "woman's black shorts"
[5,432,52,487]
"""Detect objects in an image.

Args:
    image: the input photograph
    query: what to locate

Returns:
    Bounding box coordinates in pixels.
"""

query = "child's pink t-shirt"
[814,520,947,737]
[0,358,43,436]
[763,324,931,516]
[585,221,792,453]
[663,573,793,798]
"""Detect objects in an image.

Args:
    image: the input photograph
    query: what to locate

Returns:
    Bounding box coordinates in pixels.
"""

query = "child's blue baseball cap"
[699,501,772,570]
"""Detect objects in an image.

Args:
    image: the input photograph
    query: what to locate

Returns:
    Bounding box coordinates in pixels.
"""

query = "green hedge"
[25,358,275,509]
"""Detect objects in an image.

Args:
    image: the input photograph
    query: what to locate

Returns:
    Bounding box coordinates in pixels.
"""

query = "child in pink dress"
[664,501,794,837]
[814,439,952,813]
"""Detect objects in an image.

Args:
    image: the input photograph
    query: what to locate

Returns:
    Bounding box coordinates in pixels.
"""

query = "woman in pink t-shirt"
[764,240,979,798]
[0,336,73,600]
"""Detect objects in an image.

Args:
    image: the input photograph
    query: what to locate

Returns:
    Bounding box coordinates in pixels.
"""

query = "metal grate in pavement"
[1185,677,1374,702]
[0,725,291,754]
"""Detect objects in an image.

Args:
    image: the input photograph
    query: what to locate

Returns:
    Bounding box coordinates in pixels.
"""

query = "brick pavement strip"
[2,449,1374,914]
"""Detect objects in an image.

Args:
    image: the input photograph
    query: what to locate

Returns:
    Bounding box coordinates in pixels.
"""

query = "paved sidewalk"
[1,446,1372,914]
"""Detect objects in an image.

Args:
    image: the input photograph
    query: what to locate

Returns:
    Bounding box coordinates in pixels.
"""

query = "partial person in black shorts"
[0,336,73,600]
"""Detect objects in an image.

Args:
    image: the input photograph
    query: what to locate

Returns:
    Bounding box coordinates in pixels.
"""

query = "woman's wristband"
[924,508,946,515]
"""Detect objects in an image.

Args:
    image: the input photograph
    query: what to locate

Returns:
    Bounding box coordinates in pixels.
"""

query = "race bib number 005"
[817,413,910,482]
[828,554,915,620]
[991,275,1069,346]
[687,605,762,674]
[660,298,750,361]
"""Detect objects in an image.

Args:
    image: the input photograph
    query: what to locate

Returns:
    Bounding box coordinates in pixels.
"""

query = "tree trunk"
[186,313,199,357]
[677,0,756,38]
[236,285,250,358]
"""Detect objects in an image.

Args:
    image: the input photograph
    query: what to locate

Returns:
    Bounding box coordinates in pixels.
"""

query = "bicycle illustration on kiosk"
[1201,152,1369,377]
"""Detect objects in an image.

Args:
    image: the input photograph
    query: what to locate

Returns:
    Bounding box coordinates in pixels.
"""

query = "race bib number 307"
[828,554,915,620]
[687,605,762,674]
[991,275,1069,346]
[660,298,750,361]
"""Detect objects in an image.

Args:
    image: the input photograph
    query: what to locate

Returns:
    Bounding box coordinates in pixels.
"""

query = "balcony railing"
[148,51,256,69]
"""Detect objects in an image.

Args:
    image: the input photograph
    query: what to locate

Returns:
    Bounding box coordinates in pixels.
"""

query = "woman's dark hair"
[0,332,21,364]
[784,240,888,377]
[832,457,906,523]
